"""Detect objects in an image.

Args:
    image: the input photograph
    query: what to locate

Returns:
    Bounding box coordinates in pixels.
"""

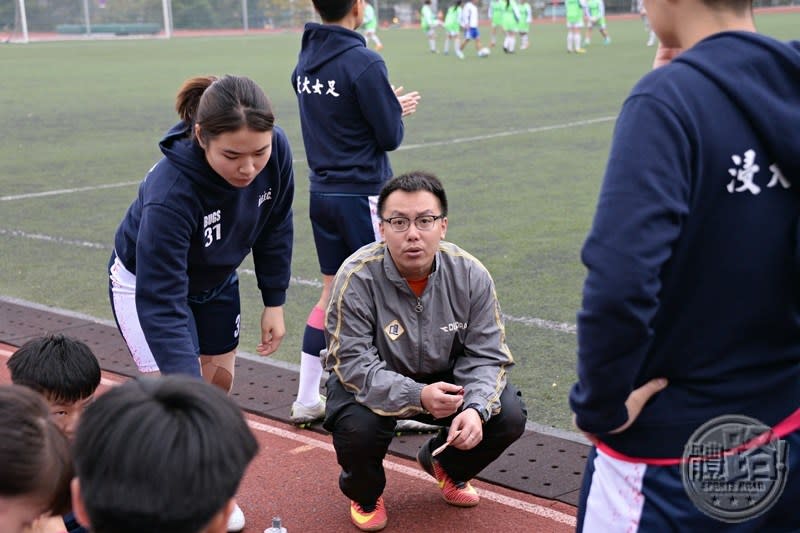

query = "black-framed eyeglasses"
[381,214,445,232]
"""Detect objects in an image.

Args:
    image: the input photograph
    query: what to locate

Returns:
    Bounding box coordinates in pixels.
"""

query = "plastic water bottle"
[263,516,287,533]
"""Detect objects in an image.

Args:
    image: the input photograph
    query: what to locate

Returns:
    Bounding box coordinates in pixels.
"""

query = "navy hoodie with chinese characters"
[291,23,404,195]
[570,32,800,459]
[113,122,294,375]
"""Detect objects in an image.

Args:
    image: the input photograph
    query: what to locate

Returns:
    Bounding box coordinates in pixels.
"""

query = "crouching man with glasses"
[321,171,527,531]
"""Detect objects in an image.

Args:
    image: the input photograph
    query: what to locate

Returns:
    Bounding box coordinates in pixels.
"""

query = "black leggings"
[323,375,527,506]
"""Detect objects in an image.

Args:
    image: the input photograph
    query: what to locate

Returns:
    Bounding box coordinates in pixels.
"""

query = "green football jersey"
[421,4,436,31]
[362,3,377,31]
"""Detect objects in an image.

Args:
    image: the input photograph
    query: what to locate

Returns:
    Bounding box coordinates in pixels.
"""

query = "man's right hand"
[421,382,465,419]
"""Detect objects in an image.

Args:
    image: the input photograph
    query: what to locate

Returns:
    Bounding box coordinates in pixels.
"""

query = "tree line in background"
[2,0,312,31]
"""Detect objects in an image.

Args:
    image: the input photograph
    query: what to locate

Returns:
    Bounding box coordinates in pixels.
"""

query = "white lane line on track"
[0,231,577,334]
[0,351,578,526]
[1,116,617,202]
[245,419,577,527]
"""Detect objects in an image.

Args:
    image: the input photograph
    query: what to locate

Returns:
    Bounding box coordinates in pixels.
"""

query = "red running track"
[0,344,577,532]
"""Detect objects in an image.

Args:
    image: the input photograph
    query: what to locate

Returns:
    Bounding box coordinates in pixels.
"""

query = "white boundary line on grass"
[397,116,617,152]
[0,181,141,202]
[0,228,108,249]
[0,294,589,446]
[0,116,617,202]
[0,232,578,334]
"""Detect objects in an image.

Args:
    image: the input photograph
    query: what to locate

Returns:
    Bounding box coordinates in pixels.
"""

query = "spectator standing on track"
[0,384,72,533]
[8,333,101,533]
[70,376,258,533]
[109,74,294,532]
[571,0,800,530]
[289,0,420,427]
[322,172,527,531]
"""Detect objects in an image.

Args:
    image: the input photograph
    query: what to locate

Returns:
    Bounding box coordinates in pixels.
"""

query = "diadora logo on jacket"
[440,321,467,333]
[384,319,405,341]
[258,188,272,207]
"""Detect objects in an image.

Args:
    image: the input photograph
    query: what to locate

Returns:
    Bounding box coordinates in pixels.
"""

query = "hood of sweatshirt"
[296,23,366,74]
[676,31,800,181]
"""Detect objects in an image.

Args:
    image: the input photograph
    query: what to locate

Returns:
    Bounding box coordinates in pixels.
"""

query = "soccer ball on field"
[478,47,491,57]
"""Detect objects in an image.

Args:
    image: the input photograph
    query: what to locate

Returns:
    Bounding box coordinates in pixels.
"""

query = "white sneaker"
[227,503,245,532]
[455,49,464,59]
[290,395,326,425]
[395,418,440,433]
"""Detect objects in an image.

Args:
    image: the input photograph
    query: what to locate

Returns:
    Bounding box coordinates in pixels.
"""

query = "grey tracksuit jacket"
[323,240,515,422]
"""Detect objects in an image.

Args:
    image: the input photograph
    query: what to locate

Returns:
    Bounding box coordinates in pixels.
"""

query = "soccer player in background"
[516,0,532,50]
[637,0,657,46]
[500,0,520,53]
[583,0,610,46]
[442,0,463,55]
[488,0,504,48]
[565,0,586,53]
[420,0,439,53]
[361,0,383,50]
[571,0,800,529]
[458,0,486,58]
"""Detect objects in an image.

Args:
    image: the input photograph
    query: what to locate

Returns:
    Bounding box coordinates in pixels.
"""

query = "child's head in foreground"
[71,375,259,533]
[7,333,101,439]
[0,384,73,533]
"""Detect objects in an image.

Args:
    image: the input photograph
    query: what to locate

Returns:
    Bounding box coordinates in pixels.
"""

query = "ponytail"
[173,74,274,146]
[175,75,218,125]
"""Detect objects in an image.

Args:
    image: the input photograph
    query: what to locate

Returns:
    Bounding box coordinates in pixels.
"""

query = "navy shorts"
[309,192,381,275]
[109,251,241,373]
[187,271,241,355]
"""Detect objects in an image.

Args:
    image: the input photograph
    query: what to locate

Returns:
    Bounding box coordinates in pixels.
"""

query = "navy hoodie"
[291,23,404,195]
[570,32,800,458]
[113,122,294,375]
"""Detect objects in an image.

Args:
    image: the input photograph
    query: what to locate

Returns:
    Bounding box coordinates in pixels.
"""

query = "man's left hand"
[448,408,483,450]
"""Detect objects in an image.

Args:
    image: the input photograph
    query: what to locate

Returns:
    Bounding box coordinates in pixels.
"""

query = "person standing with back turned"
[570,1,800,530]
[289,0,420,426]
